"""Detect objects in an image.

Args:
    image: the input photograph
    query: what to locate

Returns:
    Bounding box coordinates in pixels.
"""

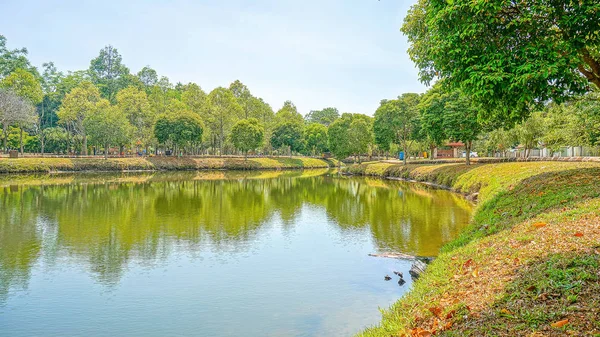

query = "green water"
[0,170,472,337]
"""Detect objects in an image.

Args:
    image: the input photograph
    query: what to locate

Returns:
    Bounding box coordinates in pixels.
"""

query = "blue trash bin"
[399,151,404,161]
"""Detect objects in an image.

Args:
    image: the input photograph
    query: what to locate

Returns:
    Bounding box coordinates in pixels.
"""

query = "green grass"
[353,161,600,337]
[0,156,332,173]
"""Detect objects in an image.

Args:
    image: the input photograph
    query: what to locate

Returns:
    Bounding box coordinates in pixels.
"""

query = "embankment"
[352,161,600,336]
[0,156,335,174]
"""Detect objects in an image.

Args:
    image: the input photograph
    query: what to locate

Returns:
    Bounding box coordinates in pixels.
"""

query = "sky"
[1,0,425,116]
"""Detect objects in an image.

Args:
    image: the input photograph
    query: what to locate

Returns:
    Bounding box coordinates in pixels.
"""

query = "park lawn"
[0,156,332,173]
[352,161,600,337]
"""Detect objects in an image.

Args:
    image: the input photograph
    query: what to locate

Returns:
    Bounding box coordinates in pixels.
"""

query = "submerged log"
[409,260,427,279]
[369,252,435,263]
[368,252,419,260]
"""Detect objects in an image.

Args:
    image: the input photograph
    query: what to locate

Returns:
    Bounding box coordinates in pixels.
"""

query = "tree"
[349,117,372,163]
[88,45,130,102]
[41,127,69,154]
[251,97,275,151]
[1,68,43,104]
[137,66,158,88]
[84,100,132,159]
[1,69,43,154]
[153,112,203,154]
[486,128,517,157]
[443,91,483,165]
[270,121,304,156]
[206,87,243,155]
[229,80,254,119]
[57,81,102,155]
[181,83,207,116]
[0,35,39,78]
[170,112,204,152]
[274,100,304,125]
[516,111,545,158]
[305,107,339,126]
[0,88,35,153]
[304,123,328,156]
[328,114,353,164]
[231,118,264,159]
[116,87,152,151]
[373,93,421,165]
[418,85,449,158]
[402,0,600,123]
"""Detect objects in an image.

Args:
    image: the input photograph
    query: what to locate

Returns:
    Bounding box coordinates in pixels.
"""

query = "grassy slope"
[0,156,333,173]
[350,161,600,337]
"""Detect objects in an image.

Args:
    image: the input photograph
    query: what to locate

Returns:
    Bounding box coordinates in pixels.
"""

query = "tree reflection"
[0,170,471,299]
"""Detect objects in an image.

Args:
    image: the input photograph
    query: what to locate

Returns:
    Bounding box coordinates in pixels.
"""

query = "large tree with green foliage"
[328,116,351,163]
[349,117,372,163]
[0,35,39,78]
[442,91,483,165]
[270,121,304,155]
[418,85,449,157]
[373,93,421,165]
[57,81,102,155]
[402,0,600,123]
[84,100,132,158]
[230,118,264,159]
[116,87,152,151]
[1,68,43,104]
[304,123,329,156]
[206,87,243,155]
[305,107,339,126]
[274,100,304,125]
[154,112,204,154]
[88,45,130,102]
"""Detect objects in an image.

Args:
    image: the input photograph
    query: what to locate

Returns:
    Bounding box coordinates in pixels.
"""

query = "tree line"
[0,36,360,159]
[2,7,600,165]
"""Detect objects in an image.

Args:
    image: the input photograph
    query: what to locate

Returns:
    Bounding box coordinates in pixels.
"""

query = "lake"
[0,170,472,337]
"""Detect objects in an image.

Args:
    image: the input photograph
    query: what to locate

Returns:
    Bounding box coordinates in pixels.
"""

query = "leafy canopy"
[402,0,600,122]
[230,118,264,156]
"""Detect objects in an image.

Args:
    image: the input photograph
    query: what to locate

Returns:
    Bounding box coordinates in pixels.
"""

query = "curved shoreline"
[0,156,335,174]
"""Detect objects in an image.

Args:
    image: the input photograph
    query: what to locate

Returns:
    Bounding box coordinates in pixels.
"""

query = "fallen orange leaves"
[428,306,442,318]
[532,222,547,228]
[551,319,569,328]
[574,232,584,237]
[410,327,432,336]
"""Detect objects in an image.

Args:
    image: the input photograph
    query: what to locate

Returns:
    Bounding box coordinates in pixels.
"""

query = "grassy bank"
[0,156,334,174]
[350,161,600,336]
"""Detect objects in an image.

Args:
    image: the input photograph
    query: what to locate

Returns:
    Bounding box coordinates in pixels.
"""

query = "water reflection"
[0,170,471,304]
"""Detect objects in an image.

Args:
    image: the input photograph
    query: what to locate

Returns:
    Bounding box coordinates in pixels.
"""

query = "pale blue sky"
[1,0,424,115]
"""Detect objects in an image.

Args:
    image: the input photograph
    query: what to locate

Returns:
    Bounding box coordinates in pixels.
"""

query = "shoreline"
[0,156,336,174]
[353,161,600,336]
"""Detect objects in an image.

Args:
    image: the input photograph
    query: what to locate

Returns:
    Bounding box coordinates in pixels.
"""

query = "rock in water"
[384,275,392,281]
[409,260,427,279]
[398,278,406,286]
[393,271,403,278]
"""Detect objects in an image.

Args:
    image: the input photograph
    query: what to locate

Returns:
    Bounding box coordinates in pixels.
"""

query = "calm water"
[0,170,472,337]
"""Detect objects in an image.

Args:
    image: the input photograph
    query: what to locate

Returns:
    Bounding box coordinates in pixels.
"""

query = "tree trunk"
[465,141,472,166]
[19,126,24,155]
[2,124,8,153]
[83,134,88,156]
[244,151,248,161]
[403,143,408,165]
[40,100,45,157]
[105,143,109,159]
